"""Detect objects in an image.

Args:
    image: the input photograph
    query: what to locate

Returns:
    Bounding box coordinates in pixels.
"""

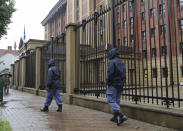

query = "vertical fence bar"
[160,0,169,107]
[166,0,174,108]
[132,0,137,104]
[135,0,141,102]
[147,0,154,104]
[178,0,183,107]
[140,0,145,103]
[173,0,180,107]
[51,36,54,59]
[111,0,116,48]
[151,0,159,104]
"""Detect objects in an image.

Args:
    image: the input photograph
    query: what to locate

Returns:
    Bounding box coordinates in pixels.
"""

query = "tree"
[0,0,15,39]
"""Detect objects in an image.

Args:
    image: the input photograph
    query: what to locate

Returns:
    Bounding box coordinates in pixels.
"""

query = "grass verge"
[0,121,11,131]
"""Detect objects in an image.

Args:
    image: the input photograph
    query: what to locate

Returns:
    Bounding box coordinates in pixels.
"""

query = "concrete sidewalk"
[0,89,177,131]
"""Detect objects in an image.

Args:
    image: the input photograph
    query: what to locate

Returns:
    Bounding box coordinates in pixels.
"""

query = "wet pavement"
[0,89,177,131]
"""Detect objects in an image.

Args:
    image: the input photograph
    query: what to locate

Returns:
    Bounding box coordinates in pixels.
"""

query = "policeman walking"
[106,48,128,126]
[41,59,63,112]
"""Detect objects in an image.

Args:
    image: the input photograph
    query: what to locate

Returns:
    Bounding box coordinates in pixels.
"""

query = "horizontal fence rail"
[76,0,183,108]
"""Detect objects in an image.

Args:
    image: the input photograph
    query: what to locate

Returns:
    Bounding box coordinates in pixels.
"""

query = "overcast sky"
[0,0,58,49]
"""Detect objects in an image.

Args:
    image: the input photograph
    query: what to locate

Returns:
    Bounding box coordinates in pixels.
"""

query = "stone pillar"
[35,47,41,95]
[66,0,78,24]
[10,64,14,88]
[15,60,19,89]
[19,58,22,88]
[14,62,17,88]
[89,0,95,15]
[21,57,26,88]
[64,23,80,104]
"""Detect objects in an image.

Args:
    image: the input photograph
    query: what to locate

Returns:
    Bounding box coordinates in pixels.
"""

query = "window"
[179,0,183,6]
[117,22,121,30]
[141,12,146,21]
[151,28,156,37]
[150,8,155,17]
[117,7,120,17]
[100,5,103,12]
[123,4,126,11]
[130,17,134,25]
[160,25,166,35]
[180,42,183,53]
[124,37,128,46]
[152,48,156,57]
[123,20,127,28]
[141,0,145,3]
[100,19,103,28]
[129,1,134,8]
[162,67,168,78]
[181,66,183,77]
[159,4,165,14]
[161,46,167,56]
[142,31,146,40]
[130,35,134,43]
[179,19,183,29]
[76,0,80,21]
[142,50,147,58]
[100,33,103,42]
[144,69,148,78]
[152,68,157,78]
[118,38,120,46]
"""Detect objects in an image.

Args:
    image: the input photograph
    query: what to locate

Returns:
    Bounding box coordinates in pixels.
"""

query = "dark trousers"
[44,88,62,106]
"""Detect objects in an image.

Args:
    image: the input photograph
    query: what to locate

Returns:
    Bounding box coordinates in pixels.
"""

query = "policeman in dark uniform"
[106,48,128,126]
[41,59,62,112]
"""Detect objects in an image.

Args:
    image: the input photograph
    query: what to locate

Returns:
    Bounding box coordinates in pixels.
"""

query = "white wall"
[0,54,18,72]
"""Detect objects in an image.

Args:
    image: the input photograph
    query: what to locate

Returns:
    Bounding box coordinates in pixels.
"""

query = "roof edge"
[41,0,66,26]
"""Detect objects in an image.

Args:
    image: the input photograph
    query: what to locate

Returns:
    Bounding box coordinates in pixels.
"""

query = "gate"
[25,51,36,88]
[76,0,183,108]
[40,33,66,92]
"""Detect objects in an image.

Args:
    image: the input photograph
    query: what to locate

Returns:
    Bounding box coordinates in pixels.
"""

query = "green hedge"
[0,121,11,131]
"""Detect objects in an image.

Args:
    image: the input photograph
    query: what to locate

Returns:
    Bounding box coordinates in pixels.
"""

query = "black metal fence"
[25,51,36,88]
[76,0,183,108]
[40,33,66,92]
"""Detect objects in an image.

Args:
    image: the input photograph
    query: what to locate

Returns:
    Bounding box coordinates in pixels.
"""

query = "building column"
[15,60,19,89]
[14,62,17,88]
[64,23,79,104]
[89,0,95,15]
[10,64,14,88]
[35,47,41,95]
[21,57,26,88]
[66,0,78,24]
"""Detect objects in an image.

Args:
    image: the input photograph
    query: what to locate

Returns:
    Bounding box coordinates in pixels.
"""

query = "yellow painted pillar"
[21,57,26,88]
[10,64,14,88]
[35,47,41,95]
[64,23,80,104]
[15,60,19,89]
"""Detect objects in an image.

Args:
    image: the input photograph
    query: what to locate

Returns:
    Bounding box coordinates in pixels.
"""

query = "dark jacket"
[46,59,61,89]
[106,48,126,89]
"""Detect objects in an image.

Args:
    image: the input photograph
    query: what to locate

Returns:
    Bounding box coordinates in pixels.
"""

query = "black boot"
[117,112,128,126]
[57,104,62,112]
[110,112,118,123]
[40,106,49,112]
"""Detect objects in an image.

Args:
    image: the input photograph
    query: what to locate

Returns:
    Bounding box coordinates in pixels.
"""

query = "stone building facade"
[41,0,183,86]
